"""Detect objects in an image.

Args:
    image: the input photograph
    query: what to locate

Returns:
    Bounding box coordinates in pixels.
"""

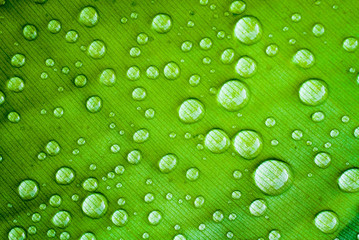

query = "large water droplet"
[86,96,102,113]
[7,77,25,92]
[233,130,263,159]
[82,193,108,218]
[312,23,325,37]
[133,128,149,143]
[79,6,99,27]
[8,227,26,240]
[292,49,315,68]
[314,210,339,233]
[343,37,358,52]
[47,19,61,33]
[178,99,205,123]
[158,154,177,173]
[217,80,250,111]
[338,168,359,193]
[229,1,246,14]
[55,167,75,185]
[234,16,262,45]
[99,69,116,86]
[152,14,172,33]
[235,56,257,78]
[299,79,328,106]
[148,210,162,225]
[23,24,38,40]
[52,211,71,228]
[314,152,331,168]
[164,62,180,80]
[88,40,106,59]
[254,160,293,195]
[45,140,61,156]
[249,199,267,216]
[18,179,39,200]
[11,54,26,68]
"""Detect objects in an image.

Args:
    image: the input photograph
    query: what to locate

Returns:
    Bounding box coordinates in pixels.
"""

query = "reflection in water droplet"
[82,193,108,218]
[23,24,38,40]
[314,152,331,168]
[292,49,315,68]
[343,37,358,52]
[158,154,177,173]
[312,23,325,37]
[111,209,129,226]
[233,130,263,159]
[217,80,250,111]
[152,14,172,33]
[178,99,205,123]
[148,210,162,225]
[18,179,39,200]
[88,40,106,59]
[235,56,257,78]
[299,79,328,106]
[229,1,246,14]
[99,69,116,86]
[55,167,75,185]
[8,227,26,240]
[79,6,99,27]
[86,96,102,113]
[249,199,267,216]
[204,129,230,153]
[234,16,262,45]
[314,210,339,233]
[52,211,71,228]
[338,168,359,193]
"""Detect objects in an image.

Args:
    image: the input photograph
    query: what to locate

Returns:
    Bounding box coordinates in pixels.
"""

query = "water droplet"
[186,167,200,181]
[49,194,62,207]
[86,96,102,113]
[220,48,235,64]
[88,40,106,59]
[48,19,61,33]
[292,49,315,68]
[52,211,71,228]
[311,111,325,122]
[268,230,281,240]
[137,32,149,45]
[235,56,257,78]
[127,66,141,81]
[146,66,160,79]
[111,209,129,226]
[181,40,193,52]
[132,87,147,101]
[11,54,26,68]
[152,14,172,33]
[231,190,241,199]
[217,80,250,111]
[144,193,155,203]
[254,160,293,195]
[65,30,79,43]
[164,62,180,80]
[338,168,359,193]
[0,91,5,105]
[314,210,339,233]
[148,210,162,225]
[178,98,205,123]
[233,130,263,159]
[55,167,75,185]
[299,79,328,106]
[312,23,325,37]
[229,1,246,14]
[343,37,358,52]
[127,150,142,164]
[188,74,201,87]
[53,107,64,118]
[234,16,263,45]
[212,210,224,222]
[265,117,276,127]
[173,234,186,240]
[133,129,149,143]
[8,112,20,123]
[99,69,116,86]
[204,129,230,153]
[7,77,25,92]
[249,199,267,216]
[199,37,212,50]
[18,179,39,200]
[45,140,61,155]
[8,227,26,240]
[291,13,301,22]
[23,24,38,40]
[291,129,303,140]
[158,154,177,173]
[265,44,279,57]
[314,152,331,168]
[79,6,99,27]
[82,193,108,218]
[82,178,98,192]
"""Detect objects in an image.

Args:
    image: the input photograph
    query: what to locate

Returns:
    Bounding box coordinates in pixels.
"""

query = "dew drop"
[148,210,162,225]
[299,79,328,106]
[152,14,172,33]
[292,49,315,68]
[204,129,230,153]
[99,69,116,86]
[343,37,358,52]
[233,130,263,159]
[235,56,257,78]
[18,179,39,200]
[234,16,262,45]
[178,98,205,123]
[314,152,331,168]
[111,209,129,226]
[314,210,339,233]
[79,6,99,27]
[82,193,108,218]
[86,96,102,113]
[7,77,25,92]
[217,80,250,111]
[338,168,359,193]
[249,199,267,216]
[158,154,177,173]
[87,40,106,59]
[23,24,38,40]
[52,211,71,228]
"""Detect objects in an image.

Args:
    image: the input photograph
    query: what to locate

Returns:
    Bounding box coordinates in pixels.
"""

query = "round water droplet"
[8,227,26,240]
[137,32,149,45]
[204,129,230,153]
[74,74,87,88]
[265,44,279,57]
[312,23,325,37]
[158,154,177,173]
[189,74,201,87]
[86,96,102,113]
[49,194,62,207]
[79,6,99,27]
[314,210,339,233]
[164,62,180,80]
[186,167,200,181]
[88,40,106,59]
[99,69,116,86]
[133,128,149,143]
[173,234,186,240]
[299,79,328,106]
[45,140,61,155]
[217,80,250,111]
[235,56,257,78]
[229,1,246,14]
[52,211,71,228]
[269,230,281,240]
[23,24,38,40]
[127,66,141,81]
[181,40,193,52]
[314,152,331,168]
[111,209,129,226]
[53,107,64,118]
[7,77,25,92]
[11,54,26,68]
[18,179,39,200]
[312,111,325,122]
[8,112,20,123]
[132,87,147,101]
[0,91,5,105]
[65,30,79,43]
[80,233,96,240]
[221,48,235,64]
[291,13,301,22]
[146,66,160,79]
[144,193,155,203]
[178,98,205,123]
[82,178,98,192]
[199,37,212,50]
[212,210,224,222]
[254,160,293,195]
[82,193,108,218]
[233,130,263,159]
[343,37,358,52]
[152,14,172,33]
[234,16,262,45]
[292,49,315,68]
[48,19,61,33]
[291,129,303,140]
[127,150,142,165]
[338,168,359,193]
[148,210,162,225]
[249,199,267,216]
[55,167,75,185]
